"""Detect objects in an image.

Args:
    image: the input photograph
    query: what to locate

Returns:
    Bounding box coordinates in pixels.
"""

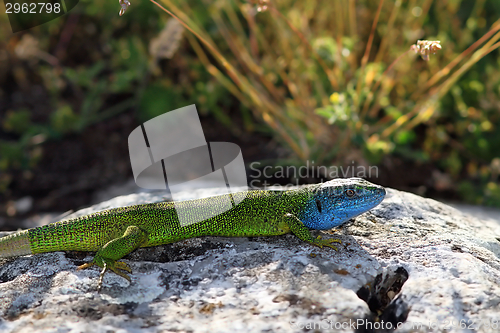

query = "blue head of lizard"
[298,178,386,230]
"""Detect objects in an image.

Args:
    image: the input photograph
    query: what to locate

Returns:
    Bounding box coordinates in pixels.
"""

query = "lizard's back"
[23,188,310,254]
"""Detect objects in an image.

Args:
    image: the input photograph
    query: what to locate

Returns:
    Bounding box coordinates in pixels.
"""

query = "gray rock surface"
[1,187,500,332]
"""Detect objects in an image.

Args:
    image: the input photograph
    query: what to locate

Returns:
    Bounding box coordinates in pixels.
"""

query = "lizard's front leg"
[77,225,148,290]
[283,213,341,250]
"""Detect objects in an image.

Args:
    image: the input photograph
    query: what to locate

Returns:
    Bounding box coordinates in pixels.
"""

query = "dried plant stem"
[150,0,245,90]
[354,0,384,109]
[151,0,309,159]
[412,20,500,100]
[268,5,339,90]
[360,0,384,68]
[360,49,412,121]
[380,38,500,139]
[211,11,283,103]
[374,0,399,63]
[185,34,249,106]
[430,41,500,100]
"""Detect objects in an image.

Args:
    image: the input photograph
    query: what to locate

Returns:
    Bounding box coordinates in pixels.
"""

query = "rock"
[0,188,499,332]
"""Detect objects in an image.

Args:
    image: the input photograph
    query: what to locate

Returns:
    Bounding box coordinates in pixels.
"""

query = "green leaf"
[138,84,182,122]
[51,105,79,134]
[3,110,31,134]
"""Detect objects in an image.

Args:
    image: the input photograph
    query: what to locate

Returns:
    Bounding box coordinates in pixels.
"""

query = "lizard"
[0,177,385,290]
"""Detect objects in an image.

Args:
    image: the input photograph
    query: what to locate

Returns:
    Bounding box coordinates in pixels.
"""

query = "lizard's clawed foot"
[112,261,132,273]
[97,260,132,291]
[77,258,132,291]
[311,235,341,251]
[77,262,94,270]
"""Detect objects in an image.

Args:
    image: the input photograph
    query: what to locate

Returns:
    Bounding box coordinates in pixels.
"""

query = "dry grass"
[149,0,500,166]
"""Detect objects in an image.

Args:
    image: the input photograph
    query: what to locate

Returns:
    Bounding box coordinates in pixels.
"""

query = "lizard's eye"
[345,189,355,197]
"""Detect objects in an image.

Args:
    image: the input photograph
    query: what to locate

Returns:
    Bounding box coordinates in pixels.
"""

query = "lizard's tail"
[0,230,32,258]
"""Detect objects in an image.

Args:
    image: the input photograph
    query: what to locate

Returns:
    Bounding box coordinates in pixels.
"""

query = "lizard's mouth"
[362,186,386,208]
[373,187,386,202]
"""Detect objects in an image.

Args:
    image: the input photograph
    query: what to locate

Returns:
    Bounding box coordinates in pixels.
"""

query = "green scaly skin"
[0,178,385,290]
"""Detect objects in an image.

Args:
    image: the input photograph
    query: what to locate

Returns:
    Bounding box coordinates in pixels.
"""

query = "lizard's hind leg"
[77,225,148,290]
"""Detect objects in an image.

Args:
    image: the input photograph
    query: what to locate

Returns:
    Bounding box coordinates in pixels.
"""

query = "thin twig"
[150,0,244,89]
[412,20,500,100]
[354,0,384,109]
[268,5,339,90]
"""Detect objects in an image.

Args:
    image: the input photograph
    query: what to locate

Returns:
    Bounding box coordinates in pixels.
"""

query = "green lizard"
[0,178,385,289]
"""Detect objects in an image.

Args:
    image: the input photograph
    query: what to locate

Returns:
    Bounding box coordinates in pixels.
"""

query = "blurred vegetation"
[0,0,500,207]
[154,0,500,206]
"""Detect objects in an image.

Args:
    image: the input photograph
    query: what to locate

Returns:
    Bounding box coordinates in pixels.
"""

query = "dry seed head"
[119,0,131,16]
[250,0,269,12]
[411,40,441,61]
